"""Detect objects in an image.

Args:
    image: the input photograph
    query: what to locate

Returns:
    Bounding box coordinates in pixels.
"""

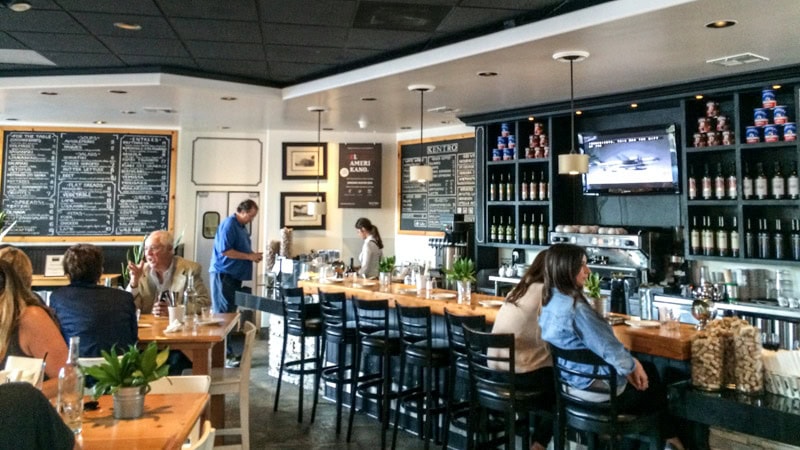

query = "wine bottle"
[744,218,756,258]
[538,171,548,201]
[690,216,701,255]
[714,163,725,200]
[529,171,538,201]
[498,174,505,201]
[774,219,786,260]
[716,217,729,257]
[742,162,754,200]
[701,164,712,200]
[771,161,785,199]
[505,215,514,243]
[506,172,514,201]
[521,213,529,244]
[791,219,800,261]
[730,217,740,258]
[498,216,505,242]
[726,162,737,199]
[520,172,528,201]
[688,165,697,200]
[529,215,537,246]
[757,218,770,259]
[489,173,496,201]
[489,216,497,242]
[58,336,84,434]
[788,162,800,200]
[702,216,714,256]
[537,213,547,246]
[755,162,768,200]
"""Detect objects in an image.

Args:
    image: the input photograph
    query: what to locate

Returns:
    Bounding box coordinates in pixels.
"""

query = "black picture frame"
[279,192,326,230]
[282,142,327,180]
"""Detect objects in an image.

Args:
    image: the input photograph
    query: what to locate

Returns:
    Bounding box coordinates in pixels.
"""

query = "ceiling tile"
[155,0,260,20]
[347,28,429,50]
[185,41,265,61]
[262,24,348,47]
[10,32,108,53]
[436,7,520,33]
[0,32,27,49]
[121,55,199,69]
[268,60,334,82]
[99,37,190,58]
[171,18,262,43]
[0,10,85,33]
[353,1,452,32]
[72,12,177,38]
[259,0,357,26]
[197,58,269,79]
[53,0,162,14]
[265,45,344,65]
[460,0,562,9]
[39,51,124,68]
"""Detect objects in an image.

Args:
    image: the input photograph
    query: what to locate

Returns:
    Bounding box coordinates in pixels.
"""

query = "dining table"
[137,312,240,429]
[78,392,209,450]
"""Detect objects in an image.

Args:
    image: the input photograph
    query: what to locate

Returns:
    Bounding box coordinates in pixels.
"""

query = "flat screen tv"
[579,124,680,195]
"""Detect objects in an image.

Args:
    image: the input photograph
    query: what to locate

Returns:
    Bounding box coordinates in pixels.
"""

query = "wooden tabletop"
[137,313,240,348]
[79,393,209,450]
[31,274,121,287]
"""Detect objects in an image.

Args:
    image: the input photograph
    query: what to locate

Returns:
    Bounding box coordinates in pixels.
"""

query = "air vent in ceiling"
[706,52,769,67]
[142,107,177,114]
[353,1,450,32]
[428,106,460,114]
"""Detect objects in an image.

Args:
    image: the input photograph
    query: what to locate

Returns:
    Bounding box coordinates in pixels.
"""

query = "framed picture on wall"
[279,192,326,230]
[282,142,327,180]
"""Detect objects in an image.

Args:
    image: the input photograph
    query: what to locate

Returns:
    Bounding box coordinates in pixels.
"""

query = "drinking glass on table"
[153,291,172,317]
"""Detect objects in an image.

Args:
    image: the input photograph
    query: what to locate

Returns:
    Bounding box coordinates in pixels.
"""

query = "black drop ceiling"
[0,0,610,87]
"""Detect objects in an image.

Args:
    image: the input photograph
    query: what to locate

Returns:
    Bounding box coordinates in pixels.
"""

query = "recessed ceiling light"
[94,120,106,124]
[109,89,127,94]
[477,71,498,77]
[705,20,737,29]
[5,1,31,12]
[121,110,136,115]
[772,84,782,90]
[40,91,58,96]
[630,103,638,108]
[575,111,583,115]
[323,127,334,131]
[114,22,142,31]
[695,94,704,100]
[401,126,412,130]
[527,117,534,121]
[361,97,377,102]
[220,96,237,101]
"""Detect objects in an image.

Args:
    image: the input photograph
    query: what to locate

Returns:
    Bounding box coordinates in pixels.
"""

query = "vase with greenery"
[82,342,170,419]
[445,257,476,304]
[378,256,396,286]
[584,272,606,316]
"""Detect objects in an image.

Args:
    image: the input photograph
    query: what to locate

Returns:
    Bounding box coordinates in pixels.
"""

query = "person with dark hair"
[210,199,262,367]
[354,217,383,278]
[49,244,137,358]
[0,382,79,450]
[0,260,68,399]
[490,250,553,450]
[539,243,684,450]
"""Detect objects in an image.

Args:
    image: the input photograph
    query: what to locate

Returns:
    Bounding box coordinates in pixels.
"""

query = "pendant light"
[306,106,327,216]
[554,50,590,175]
[408,84,435,183]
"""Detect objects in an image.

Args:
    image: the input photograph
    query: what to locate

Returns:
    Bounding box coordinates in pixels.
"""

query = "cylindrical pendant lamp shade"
[558,153,589,175]
[307,200,327,216]
[409,164,433,182]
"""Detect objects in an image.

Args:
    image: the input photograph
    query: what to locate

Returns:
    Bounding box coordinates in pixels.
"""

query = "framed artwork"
[279,192,326,230]
[282,142,327,180]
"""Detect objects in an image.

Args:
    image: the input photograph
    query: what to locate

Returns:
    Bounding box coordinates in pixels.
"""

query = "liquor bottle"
[771,161,785,199]
[538,171,548,201]
[744,219,756,259]
[687,165,697,200]
[701,164,712,200]
[520,172,529,201]
[716,217,729,257]
[791,219,800,261]
[714,163,725,200]
[742,162,754,200]
[498,174,505,201]
[506,173,514,201]
[489,216,497,242]
[505,215,514,243]
[537,213,547,246]
[498,216,505,242]
[529,171,538,201]
[529,215,537,246]
[726,162,738,199]
[521,213,529,244]
[58,336,84,434]
[757,219,771,259]
[774,219,786,260]
[690,216,701,255]
[701,216,714,256]
[489,173,496,201]
[788,162,800,200]
[730,217,740,258]
[183,273,198,315]
[755,162,768,200]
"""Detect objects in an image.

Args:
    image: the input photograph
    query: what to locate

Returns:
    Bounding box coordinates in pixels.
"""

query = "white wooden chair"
[3,356,45,386]
[186,420,215,450]
[147,375,211,447]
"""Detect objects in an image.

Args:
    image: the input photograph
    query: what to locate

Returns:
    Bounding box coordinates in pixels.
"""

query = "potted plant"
[82,342,170,419]
[584,272,606,316]
[377,256,396,287]
[445,257,476,304]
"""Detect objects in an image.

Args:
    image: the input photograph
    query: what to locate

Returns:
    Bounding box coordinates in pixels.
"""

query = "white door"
[195,191,260,291]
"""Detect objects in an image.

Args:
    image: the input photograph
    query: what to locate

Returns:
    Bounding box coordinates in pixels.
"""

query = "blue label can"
[764,124,779,142]
[492,148,502,161]
[762,89,776,108]
[774,105,788,124]
[507,134,516,148]
[783,123,796,141]
[503,147,514,160]
[754,108,769,126]
[745,126,760,144]
[500,122,510,137]
[497,136,507,149]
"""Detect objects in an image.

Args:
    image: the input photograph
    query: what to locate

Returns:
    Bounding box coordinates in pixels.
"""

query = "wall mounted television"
[579,124,680,195]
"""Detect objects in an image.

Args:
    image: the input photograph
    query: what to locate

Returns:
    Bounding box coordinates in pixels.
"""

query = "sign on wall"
[338,143,382,208]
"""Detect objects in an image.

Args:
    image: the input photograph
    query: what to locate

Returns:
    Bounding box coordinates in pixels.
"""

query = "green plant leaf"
[445,257,476,282]
[378,255,396,273]
[82,342,170,399]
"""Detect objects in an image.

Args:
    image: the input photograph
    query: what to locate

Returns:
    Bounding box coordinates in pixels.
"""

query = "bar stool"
[549,345,663,450]
[346,298,402,449]
[318,290,358,435]
[274,287,323,423]
[463,325,553,450]
[391,304,450,450]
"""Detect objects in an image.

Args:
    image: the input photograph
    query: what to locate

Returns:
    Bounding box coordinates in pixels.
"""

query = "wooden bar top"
[300,280,696,361]
[32,274,121,288]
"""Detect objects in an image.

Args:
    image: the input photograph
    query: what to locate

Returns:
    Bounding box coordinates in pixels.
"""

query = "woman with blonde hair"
[0,246,33,289]
[0,260,68,398]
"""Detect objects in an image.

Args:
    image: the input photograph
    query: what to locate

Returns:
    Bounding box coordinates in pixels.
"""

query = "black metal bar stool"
[318,290,358,435]
[346,298,402,449]
[273,287,323,423]
[391,304,451,450]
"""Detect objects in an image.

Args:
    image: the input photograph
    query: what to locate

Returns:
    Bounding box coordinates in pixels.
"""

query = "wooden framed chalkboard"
[397,132,475,234]
[0,127,177,242]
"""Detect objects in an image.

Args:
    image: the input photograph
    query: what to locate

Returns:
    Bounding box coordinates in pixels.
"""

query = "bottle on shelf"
[498,216,505,242]
[521,213,529,244]
[489,216,497,242]
[538,171,548,201]
[690,216,701,255]
[701,216,714,256]
[537,213,547,246]
[726,161,738,199]
[529,215,537,246]
[489,173,496,201]
[58,336,84,435]
[701,164,712,200]
[716,217,729,257]
[687,164,697,200]
[757,218,771,259]
[745,219,757,259]
[731,217,740,258]
[498,174,505,201]
[755,162,768,200]
[742,162,754,200]
[791,219,800,261]
[714,163,725,200]
[506,172,514,201]
[505,215,514,243]
[774,219,786,260]
[771,161,785,200]
[520,172,528,201]
[789,162,799,200]
[529,171,538,201]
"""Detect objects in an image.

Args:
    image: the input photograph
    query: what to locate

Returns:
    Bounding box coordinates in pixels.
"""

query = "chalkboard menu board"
[1,127,177,241]
[398,133,475,234]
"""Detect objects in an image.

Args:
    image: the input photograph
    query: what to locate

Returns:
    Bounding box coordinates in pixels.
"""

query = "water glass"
[200,307,211,320]
[658,306,680,331]
[168,305,185,324]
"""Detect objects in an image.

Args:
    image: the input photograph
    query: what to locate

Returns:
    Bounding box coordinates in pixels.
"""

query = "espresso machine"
[429,214,474,272]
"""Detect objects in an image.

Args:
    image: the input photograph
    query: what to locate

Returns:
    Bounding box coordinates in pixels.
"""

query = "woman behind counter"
[354,217,383,278]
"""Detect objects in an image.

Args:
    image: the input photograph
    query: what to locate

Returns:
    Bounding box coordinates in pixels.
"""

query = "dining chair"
[148,375,212,447]
[186,420,216,450]
[318,290,358,435]
[4,355,45,386]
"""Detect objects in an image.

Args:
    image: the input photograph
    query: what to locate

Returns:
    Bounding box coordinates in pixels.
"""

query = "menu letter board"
[338,143,382,208]
[398,133,475,234]
[0,127,176,241]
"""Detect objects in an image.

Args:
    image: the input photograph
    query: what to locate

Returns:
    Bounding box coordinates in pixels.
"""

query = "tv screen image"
[579,124,680,194]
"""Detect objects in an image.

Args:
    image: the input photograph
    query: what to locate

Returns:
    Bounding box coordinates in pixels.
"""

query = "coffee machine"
[429,214,474,272]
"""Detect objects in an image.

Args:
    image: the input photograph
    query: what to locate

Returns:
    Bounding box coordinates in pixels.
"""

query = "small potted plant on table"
[445,257,476,305]
[378,256,396,287]
[584,272,607,316]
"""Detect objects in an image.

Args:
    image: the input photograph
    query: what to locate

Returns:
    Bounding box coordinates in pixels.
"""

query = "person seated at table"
[354,217,383,278]
[0,260,68,399]
[539,243,684,450]
[490,250,553,450]
[127,230,210,316]
[0,382,79,450]
[50,244,137,358]
[0,246,45,305]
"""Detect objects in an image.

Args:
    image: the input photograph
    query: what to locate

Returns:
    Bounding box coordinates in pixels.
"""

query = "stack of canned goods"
[693,99,732,147]
[492,122,517,161]
[745,88,796,144]
[524,122,549,159]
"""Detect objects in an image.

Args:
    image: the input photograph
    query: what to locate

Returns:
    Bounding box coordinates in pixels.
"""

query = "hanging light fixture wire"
[307,106,327,216]
[408,84,435,182]
[554,51,590,175]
